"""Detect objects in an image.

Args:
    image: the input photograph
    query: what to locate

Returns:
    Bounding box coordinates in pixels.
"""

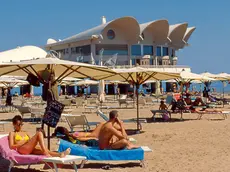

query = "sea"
[10,81,230,96]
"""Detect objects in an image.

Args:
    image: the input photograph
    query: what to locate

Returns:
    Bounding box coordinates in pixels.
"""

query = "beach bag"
[42,91,65,128]
[162,112,169,121]
[26,73,40,87]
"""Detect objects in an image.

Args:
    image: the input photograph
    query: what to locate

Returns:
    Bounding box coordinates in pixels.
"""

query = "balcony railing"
[109,65,190,69]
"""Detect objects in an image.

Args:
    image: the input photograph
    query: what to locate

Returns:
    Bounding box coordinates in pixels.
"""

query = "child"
[159,100,169,121]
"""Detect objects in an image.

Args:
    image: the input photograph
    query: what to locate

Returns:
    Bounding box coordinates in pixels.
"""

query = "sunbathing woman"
[9,115,71,157]
[53,122,105,142]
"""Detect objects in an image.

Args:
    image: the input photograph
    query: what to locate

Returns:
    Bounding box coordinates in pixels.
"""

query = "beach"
[0,101,230,172]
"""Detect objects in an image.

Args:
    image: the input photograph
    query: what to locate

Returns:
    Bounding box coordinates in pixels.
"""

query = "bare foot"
[43,151,52,157]
[60,148,71,158]
[127,144,139,150]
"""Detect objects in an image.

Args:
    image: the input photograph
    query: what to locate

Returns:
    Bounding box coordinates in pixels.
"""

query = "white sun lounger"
[0,134,86,172]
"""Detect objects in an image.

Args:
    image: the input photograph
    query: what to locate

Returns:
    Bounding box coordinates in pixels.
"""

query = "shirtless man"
[98,110,139,150]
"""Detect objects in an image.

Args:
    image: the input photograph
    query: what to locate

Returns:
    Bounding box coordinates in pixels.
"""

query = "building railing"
[109,65,190,69]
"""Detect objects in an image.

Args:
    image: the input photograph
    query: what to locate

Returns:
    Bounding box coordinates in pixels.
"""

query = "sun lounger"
[0,135,86,172]
[197,111,230,120]
[64,114,100,132]
[58,139,152,168]
[96,110,147,130]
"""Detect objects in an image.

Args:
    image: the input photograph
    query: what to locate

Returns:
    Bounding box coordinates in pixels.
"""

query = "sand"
[0,100,230,172]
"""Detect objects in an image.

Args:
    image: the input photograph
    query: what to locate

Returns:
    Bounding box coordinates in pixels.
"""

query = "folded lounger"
[0,135,86,172]
[58,139,152,168]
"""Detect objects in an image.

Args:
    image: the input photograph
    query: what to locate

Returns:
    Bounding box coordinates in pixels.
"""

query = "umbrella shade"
[180,71,215,81]
[105,80,129,85]
[0,76,29,87]
[93,67,180,84]
[0,56,114,149]
[61,77,82,82]
[0,57,114,80]
[216,73,230,80]
[200,72,227,81]
[75,80,99,86]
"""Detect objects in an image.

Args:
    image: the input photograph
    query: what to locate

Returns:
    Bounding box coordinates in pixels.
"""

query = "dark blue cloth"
[58,139,144,161]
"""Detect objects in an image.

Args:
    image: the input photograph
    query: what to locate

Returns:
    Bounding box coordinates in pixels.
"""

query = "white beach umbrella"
[0,57,114,79]
[0,56,114,148]
[200,72,227,81]
[216,73,230,80]
[105,80,129,85]
[180,71,215,82]
[75,80,99,86]
[93,66,180,131]
[0,76,29,87]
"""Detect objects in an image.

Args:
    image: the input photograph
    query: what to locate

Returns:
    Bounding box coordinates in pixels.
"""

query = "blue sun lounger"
[58,139,152,168]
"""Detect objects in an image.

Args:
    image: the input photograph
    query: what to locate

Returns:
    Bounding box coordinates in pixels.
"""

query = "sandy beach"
[0,100,230,172]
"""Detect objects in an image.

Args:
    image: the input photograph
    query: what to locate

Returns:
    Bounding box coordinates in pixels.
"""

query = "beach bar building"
[44,16,195,94]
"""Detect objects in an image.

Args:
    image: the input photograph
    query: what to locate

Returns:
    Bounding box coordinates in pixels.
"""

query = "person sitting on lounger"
[9,115,71,157]
[98,110,138,150]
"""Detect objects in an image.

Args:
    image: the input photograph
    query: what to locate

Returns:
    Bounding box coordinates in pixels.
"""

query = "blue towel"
[58,139,144,161]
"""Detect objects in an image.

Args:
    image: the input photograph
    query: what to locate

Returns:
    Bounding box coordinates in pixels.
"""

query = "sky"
[0,0,230,74]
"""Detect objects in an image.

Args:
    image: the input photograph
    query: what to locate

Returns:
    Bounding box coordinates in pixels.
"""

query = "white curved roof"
[168,23,188,48]
[183,27,196,42]
[140,19,169,45]
[46,16,140,47]
[0,46,47,63]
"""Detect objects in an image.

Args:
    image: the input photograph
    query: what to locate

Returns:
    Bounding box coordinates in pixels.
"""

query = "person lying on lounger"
[99,110,138,150]
[53,123,105,142]
[9,115,70,157]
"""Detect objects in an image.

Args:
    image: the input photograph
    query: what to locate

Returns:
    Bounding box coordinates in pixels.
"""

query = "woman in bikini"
[9,115,70,157]
[54,122,105,142]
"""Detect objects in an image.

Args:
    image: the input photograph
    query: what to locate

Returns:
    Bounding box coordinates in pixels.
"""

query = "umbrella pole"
[136,84,140,133]
[223,81,225,108]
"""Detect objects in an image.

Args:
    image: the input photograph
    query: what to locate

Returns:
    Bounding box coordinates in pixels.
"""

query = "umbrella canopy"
[105,80,129,85]
[75,80,99,86]
[0,76,29,87]
[93,66,180,131]
[93,67,180,84]
[200,72,227,81]
[0,57,114,81]
[0,56,114,149]
[180,71,215,82]
[216,73,230,80]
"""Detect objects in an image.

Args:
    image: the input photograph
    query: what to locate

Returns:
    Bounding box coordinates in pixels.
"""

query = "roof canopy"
[168,23,188,49]
[46,16,140,47]
[184,27,196,42]
[45,17,195,50]
[140,19,169,45]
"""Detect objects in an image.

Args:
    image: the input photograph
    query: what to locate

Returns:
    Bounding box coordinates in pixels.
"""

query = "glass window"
[143,45,153,55]
[75,45,91,56]
[131,45,141,56]
[156,46,161,56]
[107,30,115,40]
[96,44,128,55]
[162,47,169,56]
